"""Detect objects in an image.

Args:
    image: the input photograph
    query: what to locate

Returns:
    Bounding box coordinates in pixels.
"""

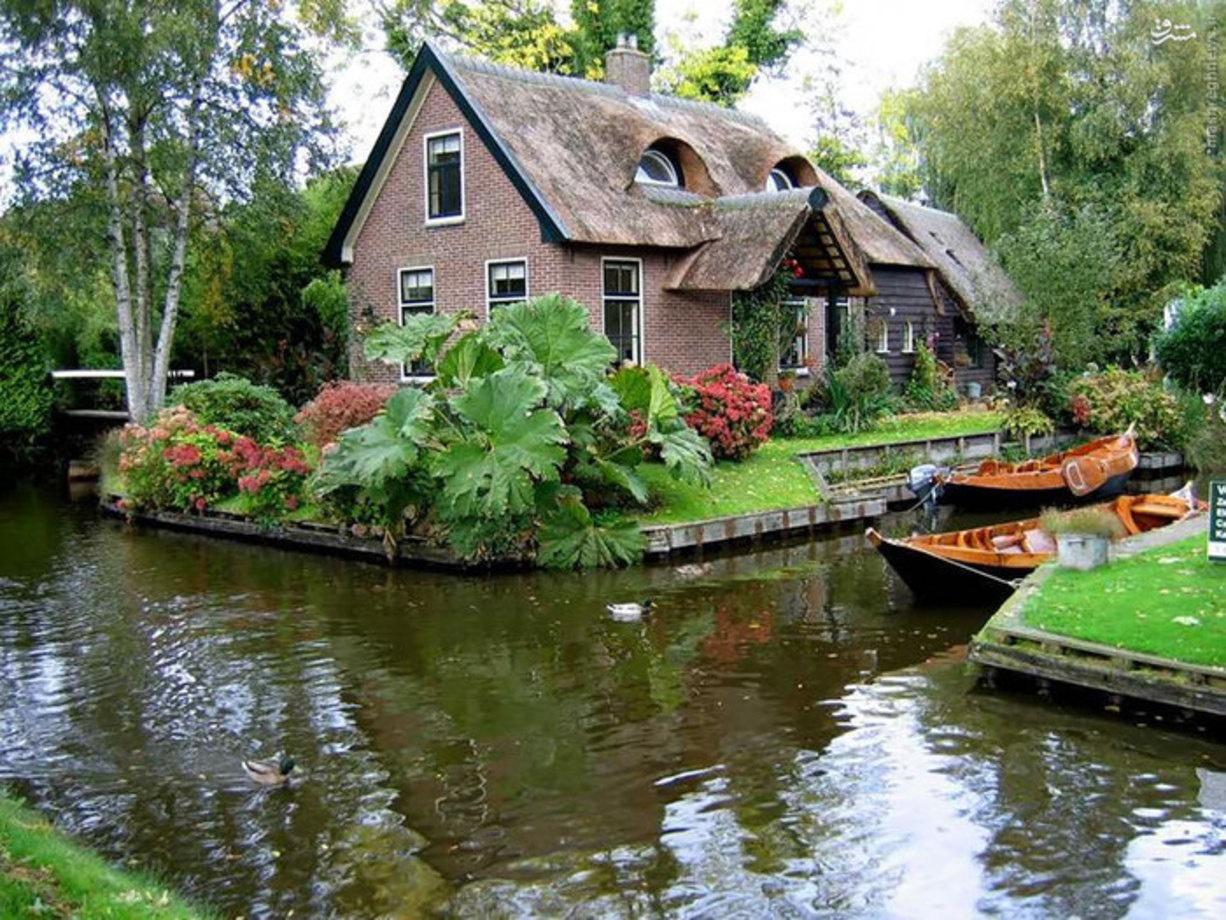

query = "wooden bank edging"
[968,518,1226,717]
[640,498,887,559]
[102,495,889,569]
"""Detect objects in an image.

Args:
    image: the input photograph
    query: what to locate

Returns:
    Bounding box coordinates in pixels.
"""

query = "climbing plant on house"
[728,269,799,388]
[316,294,713,568]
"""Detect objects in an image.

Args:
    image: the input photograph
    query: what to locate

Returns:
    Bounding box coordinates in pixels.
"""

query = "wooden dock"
[969,518,1226,717]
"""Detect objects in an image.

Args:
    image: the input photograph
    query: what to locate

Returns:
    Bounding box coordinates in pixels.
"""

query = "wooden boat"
[934,431,1139,509]
[865,491,1200,606]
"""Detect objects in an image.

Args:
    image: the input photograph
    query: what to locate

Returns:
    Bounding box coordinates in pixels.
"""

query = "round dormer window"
[636,149,680,187]
[765,168,794,192]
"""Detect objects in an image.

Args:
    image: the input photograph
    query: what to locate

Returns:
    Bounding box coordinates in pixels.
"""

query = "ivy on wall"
[727,270,797,387]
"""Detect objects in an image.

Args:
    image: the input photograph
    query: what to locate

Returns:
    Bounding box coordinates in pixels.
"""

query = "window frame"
[902,321,915,354]
[876,318,891,354]
[485,257,530,318]
[396,264,437,382]
[765,168,794,192]
[423,129,465,226]
[634,150,680,188]
[779,296,809,373]
[601,256,645,366]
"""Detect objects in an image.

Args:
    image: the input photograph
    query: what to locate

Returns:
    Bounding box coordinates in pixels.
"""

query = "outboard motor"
[907,463,945,506]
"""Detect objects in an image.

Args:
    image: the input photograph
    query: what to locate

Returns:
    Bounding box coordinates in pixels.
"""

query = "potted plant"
[1040,507,1126,571]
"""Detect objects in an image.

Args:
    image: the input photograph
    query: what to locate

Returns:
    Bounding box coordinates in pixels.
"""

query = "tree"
[569,0,656,77]
[0,1,336,421]
[899,0,1222,359]
[381,0,583,73]
[659,0,802,105]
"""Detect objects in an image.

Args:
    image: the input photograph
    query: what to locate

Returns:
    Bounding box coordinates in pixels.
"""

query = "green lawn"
[1020,534,1226,668]
[0,793,207,919]
[635,410,1001,525]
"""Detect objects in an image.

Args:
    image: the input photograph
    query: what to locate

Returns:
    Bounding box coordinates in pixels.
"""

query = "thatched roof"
[665,191,811,291]
[859,191,1022,321]
[325,42,934,289]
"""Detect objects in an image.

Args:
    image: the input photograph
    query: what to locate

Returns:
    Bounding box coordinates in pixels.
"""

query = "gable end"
[324,43,569,267]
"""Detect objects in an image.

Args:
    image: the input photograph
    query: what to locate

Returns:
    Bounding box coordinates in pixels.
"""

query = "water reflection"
[0,484,1223,918]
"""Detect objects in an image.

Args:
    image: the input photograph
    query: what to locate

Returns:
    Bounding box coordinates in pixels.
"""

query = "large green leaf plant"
[315,295,714,568]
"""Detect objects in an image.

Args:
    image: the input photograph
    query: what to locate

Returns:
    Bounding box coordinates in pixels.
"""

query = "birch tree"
[0,0,336,420]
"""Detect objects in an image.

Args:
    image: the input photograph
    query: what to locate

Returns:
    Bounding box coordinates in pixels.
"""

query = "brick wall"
[345,78,732,382]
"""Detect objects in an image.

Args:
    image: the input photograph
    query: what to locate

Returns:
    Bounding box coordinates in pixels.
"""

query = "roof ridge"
[440,45,771,129]
[715,188,811,210]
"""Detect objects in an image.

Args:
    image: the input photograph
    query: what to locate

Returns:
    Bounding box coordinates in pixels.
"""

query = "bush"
[903,341,958,411]
[1155,282,1226,393]
[169,372,296,442]
[295,380,397,449]
[117,406,311,520]
[1001,403,1056,442]
[118,408,244,513]
[812,353,895,434]
[0,300,53,460]
[675,363,773,460]
[1183,394,1226,472]
[1067,368,1183,450]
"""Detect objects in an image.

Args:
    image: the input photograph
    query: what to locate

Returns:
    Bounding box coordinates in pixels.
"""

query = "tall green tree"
[0,1,338,421]
[897,0,1223,358]
[660,0,802,105]
[569,0,656,77]
[382,0,582,73]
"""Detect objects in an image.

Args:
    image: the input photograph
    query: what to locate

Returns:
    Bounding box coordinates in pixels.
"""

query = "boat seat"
[991,533,1025,550]
[1129,502,1185,519]
[1022,530,1056,554]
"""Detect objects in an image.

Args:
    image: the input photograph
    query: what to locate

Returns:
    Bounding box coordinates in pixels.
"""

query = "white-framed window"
[635,149,679,187]
[903,321,915,354]
[765,168,794,192]
[780,297,808,370]
[486,259,528,315]
[398,265,435,379]
[602,258,643,365]
[876,319,890,353]
[424,130,464,224]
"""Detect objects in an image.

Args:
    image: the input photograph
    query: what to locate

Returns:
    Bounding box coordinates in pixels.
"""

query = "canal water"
[1,483,1223,918]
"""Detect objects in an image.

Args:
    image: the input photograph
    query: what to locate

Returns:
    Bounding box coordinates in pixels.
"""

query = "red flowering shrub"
[294,381,397,449]
[118,406,312,520]
[675,363,773,460]
[233,439,312,523]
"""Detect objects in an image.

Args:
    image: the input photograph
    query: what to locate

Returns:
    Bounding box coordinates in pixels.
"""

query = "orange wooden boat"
[933,430,1139,508]
[866,491,1200,604]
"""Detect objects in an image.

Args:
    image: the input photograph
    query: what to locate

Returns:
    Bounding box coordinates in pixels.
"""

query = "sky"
[327,0,997,164]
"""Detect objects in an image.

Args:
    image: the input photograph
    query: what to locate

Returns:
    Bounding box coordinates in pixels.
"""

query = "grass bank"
[1019,533,1226,668]
[0,792,206,919]
[635,410,1001,525]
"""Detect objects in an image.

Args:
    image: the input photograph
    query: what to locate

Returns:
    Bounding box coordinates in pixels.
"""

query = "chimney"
[604,33,651,96]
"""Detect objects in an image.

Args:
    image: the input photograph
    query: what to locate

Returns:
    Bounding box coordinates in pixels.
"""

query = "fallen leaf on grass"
[1173,616,1201,627]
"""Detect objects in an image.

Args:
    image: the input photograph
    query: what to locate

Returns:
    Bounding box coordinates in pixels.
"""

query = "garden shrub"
[1155,282,1226,393]
[117,406,311,520]
[169,372,296,442]
[812,353,895,434]
[1182,393,1226,472]
[0,300,54,460]
[903,341,958,411]
[318,297,713,569]
[1067,368,1183,450]
[674,363,772,460]
[118,408,244,513]
[294,380,397,448]
[1001,403,1055,442]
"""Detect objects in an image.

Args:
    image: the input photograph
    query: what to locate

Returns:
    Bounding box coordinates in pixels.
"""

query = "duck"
[606,599,653,622]
[242,754,296,786]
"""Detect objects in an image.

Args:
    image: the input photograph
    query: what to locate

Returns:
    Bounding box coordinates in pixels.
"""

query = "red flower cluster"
[1069,393,1092,427]
[117,407,313,520]
[295,381,397,449]
[675,363,773,460]
[781,257,805,279]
